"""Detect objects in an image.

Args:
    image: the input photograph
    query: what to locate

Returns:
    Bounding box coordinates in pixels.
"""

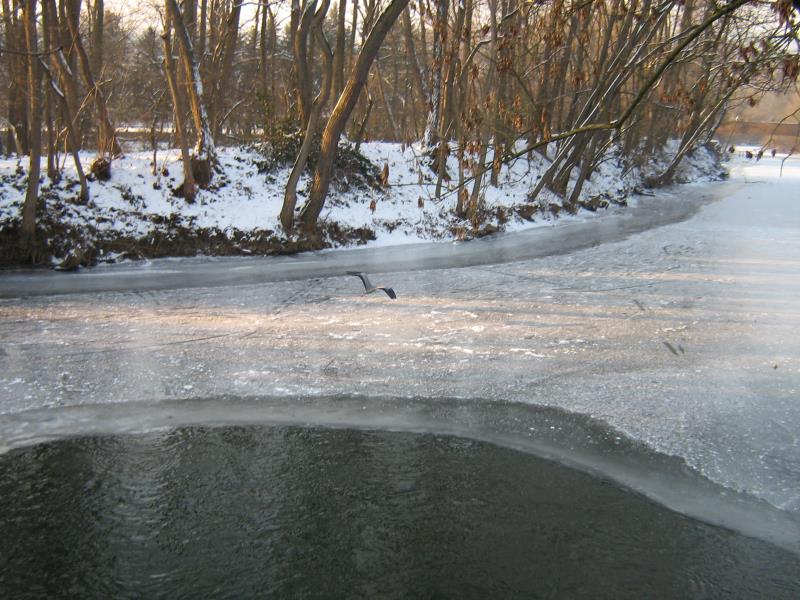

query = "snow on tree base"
[0,142,724,269]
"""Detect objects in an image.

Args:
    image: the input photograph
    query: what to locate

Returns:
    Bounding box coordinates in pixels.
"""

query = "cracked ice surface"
[1,157,799,519]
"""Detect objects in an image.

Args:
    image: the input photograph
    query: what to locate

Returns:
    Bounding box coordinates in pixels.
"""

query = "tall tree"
[466,0,499,220]
[21,0,41,250]
[42,0,88,200]
[299,0,411,231]
[333,0,347,98]
[165,0,218,184]
[293,0,317,127]
[282,0,333,231]
[422,0,447,151]
[162,13,196,201]
[209,0,242,138]
[2,0,29,154]
[64,0,121,157]
[90,0,103,74]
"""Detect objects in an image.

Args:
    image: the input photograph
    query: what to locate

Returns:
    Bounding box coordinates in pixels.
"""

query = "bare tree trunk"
[44,84,58,180]
[165,0,218,184]
[57,0,81,150]
[423,0,447,150]
[453,0,473,211]
[467,0,498,220]
[212,0,242,138]
[353,94,373,152]
[3,0,29,154]
[333,0,346,98]
[293,0,317,128]
[375,57,400,140]
[267,3,276,102]
[435,0,466,198]
[22,0,41,247]
[288,0,302,120]
[89,0,103,151]
[43,0,87,199]
[299,0,410,230]
[199,0,207,60]
[149,90,165,176]
[90,0,103,75]
[251,0,260,56]
[348,0,358,70]
[565,137,605,209]
[442,0,464,137]
[258,0,269,97]
[402,7,428,105]
[162,19,196,201]
[64,0,121,157]
[0,116,24,156]
[39,58,89,200]
[489,0,512,187]
[652,88,732,186]
[183,0,197,39]
[282,0,333,231]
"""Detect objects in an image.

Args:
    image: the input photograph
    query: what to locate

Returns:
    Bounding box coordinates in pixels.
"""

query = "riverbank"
[0,141,725,269]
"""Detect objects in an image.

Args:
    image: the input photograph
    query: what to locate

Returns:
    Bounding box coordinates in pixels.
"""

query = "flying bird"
[346,271,397,299]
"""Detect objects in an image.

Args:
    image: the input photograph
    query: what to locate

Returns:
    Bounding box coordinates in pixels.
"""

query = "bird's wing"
[379,287,397,299]
[346,271,372,290]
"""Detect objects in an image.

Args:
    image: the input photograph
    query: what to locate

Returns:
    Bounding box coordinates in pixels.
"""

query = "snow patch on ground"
[0,140,724,264]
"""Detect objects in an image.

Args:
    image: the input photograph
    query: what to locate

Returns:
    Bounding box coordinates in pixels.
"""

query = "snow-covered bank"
[0,155,798,547]
[0,141,725,268]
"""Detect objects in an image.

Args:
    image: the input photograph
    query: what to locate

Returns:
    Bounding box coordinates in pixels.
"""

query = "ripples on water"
[1,425,799,598]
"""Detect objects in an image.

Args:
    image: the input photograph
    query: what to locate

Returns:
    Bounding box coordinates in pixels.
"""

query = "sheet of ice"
[0,154,797,537]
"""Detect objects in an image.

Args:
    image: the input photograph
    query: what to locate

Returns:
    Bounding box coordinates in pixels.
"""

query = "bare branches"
[3,0,799,237]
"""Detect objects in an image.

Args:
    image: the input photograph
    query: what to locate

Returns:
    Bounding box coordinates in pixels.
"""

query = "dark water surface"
[1,426,798,599]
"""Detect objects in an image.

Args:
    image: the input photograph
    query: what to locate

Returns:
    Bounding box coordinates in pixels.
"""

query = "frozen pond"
[1,156,799,563]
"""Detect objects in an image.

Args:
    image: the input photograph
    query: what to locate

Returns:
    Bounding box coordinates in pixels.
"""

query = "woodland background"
[2,0,799,263]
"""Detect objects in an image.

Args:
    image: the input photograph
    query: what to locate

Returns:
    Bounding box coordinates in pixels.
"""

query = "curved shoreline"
[2,394,798,555]
[4,422,798,598]
[0,181,730,298]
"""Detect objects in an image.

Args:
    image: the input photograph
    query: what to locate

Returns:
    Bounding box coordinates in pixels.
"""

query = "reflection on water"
[1,426,799,598]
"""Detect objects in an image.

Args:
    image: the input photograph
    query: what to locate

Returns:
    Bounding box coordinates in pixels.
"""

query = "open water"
[2,424,799,598]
